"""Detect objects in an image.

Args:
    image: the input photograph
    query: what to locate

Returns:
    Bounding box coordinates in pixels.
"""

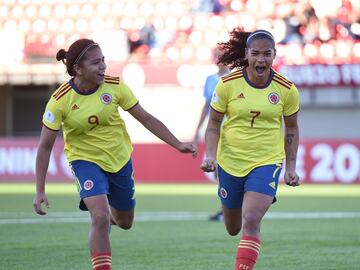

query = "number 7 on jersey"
[250,111,261,127]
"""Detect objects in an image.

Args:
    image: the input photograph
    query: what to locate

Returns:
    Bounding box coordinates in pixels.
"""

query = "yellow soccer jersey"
[211,68,299,177]
[42,75,138,173]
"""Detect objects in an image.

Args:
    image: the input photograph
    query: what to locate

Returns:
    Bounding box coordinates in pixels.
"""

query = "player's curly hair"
[217,27,251,70]
[217,28,276,70]
[56,39,98,76]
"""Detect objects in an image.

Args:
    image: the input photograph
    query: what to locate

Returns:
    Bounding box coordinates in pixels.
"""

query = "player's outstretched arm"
[283,112,300,187]
[33,126,58,215]
[200,108,224,172]
[128,103,197,156]
[193,101,210,143]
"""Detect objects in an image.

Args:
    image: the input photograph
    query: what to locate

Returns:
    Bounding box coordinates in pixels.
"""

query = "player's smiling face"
[75,47,106,90]
[245,38,276,83]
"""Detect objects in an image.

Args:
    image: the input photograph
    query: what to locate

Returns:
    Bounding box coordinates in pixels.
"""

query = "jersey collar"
[243,67,274,89]
[69,79,99,95]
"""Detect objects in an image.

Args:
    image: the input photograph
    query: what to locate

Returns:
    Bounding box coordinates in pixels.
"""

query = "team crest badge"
[83,180,94,191]
[100,93,112,104]
[220,187,228,198]
[268,92,280,104]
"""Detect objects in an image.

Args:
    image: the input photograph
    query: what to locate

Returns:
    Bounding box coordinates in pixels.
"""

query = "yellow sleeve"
[210,79,227,113]
[118,80,139,111]
[42,96,63,130]
[283,84,300,116]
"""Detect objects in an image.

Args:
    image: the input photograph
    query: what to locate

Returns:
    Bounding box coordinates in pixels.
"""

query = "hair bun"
[56,49,67,61]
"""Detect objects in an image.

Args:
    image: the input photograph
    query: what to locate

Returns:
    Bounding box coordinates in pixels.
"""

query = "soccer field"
[1,183,360,270]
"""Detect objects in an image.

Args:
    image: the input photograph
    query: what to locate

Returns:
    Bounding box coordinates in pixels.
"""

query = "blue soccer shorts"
[70,158,136,211]
[217,164,282,209]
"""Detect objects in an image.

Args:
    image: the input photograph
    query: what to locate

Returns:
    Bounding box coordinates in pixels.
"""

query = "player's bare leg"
[110,207,134,230]
[222,207,242,236]
[84,195,112,270]
[235,191,273,270]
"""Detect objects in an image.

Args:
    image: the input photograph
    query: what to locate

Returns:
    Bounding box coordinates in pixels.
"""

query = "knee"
[225,224,242,236]
[117,220,133,230]
[242,213,261,233]
[91,212,111,229]
[113,217,133,230]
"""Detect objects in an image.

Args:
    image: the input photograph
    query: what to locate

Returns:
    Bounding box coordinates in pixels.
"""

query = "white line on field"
[0,212,360,225]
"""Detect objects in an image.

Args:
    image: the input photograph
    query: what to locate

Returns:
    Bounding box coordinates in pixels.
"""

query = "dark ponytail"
[217,27,251,70]
[56,49,67,61]
[55,39,97,77]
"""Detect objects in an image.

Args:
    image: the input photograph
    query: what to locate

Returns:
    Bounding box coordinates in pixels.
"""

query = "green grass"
[1,183,360,269]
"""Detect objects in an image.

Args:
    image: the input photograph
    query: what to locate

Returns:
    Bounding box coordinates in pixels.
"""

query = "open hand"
[33,192,49,215]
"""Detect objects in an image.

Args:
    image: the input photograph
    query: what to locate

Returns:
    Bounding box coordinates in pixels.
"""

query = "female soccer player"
[33,39,197,270]
[201,28,300,269]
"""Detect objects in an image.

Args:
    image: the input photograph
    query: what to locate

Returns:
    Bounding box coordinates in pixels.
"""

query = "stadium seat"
[1,0,359,64]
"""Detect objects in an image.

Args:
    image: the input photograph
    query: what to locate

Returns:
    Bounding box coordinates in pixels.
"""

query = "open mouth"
[255,66,266,74]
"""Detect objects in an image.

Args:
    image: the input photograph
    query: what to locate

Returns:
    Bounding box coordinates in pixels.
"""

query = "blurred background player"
[33,39,197,270]
[201,28,300,270]
[193,47,229,221]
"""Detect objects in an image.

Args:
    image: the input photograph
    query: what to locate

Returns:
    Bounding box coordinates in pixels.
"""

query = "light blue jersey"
[204,73,220,103]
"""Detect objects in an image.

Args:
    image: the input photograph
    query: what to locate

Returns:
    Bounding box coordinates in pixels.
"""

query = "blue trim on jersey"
[243,67,274,89]
[217,163,281,209]
[70,158,135,211]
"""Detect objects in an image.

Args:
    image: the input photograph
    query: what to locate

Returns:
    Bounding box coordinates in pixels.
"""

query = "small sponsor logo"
[71,104,79,110]
[268,92,280,104]
[269,181,276,189]
[100,93,112,104]
[44,111,55,123]
[238,93,245,99]
[83,180,94,191]
[220,187,227,198]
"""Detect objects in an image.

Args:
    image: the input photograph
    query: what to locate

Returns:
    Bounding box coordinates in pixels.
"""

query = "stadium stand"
[0,0,359,64]
[0,0,359,138]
